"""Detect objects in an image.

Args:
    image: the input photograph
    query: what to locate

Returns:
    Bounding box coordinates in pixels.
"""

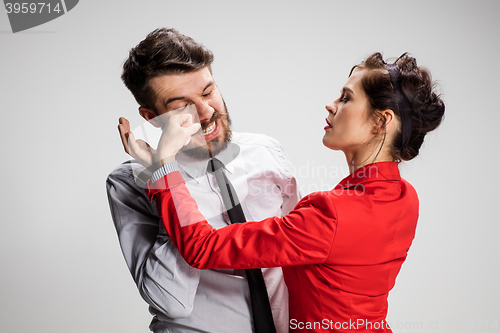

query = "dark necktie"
[207,158,277,333]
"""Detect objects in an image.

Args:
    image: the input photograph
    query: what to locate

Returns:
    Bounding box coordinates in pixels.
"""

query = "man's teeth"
[203,121,216,135]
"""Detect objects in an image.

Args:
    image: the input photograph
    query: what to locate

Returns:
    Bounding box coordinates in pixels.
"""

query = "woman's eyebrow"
[342,87,354,95]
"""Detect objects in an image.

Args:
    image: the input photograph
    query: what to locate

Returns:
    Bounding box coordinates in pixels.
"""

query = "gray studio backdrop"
[1,1,498,332]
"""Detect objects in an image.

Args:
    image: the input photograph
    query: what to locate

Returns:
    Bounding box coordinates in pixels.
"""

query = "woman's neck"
[345,148,394,174]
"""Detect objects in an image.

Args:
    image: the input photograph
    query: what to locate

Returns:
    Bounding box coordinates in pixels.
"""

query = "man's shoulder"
[232,132,283,153]
[108,160,135,179]
[107,160,150,188]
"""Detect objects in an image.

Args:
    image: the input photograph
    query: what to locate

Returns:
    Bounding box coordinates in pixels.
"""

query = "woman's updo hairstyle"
[351,52,445,161]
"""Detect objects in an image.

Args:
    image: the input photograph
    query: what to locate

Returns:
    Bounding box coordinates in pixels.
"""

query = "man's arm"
[274,142,301,216]
[106,162,200,318]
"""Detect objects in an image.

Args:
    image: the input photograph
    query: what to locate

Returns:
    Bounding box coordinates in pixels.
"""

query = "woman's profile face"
[322,70,375,154]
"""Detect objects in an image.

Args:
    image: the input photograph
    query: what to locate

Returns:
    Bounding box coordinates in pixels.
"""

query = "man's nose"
[196,101,214,122]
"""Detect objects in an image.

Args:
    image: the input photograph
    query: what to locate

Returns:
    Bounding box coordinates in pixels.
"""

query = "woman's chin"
[322,138,343,152]
[322,136,333,149]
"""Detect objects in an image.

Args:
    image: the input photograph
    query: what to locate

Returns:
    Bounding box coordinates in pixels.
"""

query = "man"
[107,28,300,333]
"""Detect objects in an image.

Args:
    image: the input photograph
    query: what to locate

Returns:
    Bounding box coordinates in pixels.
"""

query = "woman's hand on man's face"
[156,112,201,165]
[117,113,201,171]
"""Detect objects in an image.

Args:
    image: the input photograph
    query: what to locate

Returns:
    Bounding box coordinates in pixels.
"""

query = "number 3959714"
[5,3,62,14]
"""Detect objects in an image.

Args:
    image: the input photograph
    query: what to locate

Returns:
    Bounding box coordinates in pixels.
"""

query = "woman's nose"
[325,102,336,115]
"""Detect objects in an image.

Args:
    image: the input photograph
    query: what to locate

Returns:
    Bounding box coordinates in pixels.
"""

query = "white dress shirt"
[107,132,300,333]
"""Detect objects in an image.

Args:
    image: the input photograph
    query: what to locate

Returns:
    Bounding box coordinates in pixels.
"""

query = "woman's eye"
[340,95,349,103]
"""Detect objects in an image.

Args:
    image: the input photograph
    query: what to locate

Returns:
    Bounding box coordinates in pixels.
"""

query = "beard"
[179,103,232,160]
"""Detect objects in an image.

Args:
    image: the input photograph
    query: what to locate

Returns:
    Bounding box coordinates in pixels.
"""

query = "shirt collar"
[176,143,241,181]
[335,161,401,190]
[213,142,240,174]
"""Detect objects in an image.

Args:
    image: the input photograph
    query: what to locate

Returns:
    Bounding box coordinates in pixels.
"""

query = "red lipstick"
[324,118,332,130]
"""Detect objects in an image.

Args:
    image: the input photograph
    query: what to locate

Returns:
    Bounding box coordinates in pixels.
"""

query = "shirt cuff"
[146,161,185,202]
[151,161,179,183]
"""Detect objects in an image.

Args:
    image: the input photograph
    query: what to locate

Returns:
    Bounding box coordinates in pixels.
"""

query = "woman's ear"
[373,109,396,133]
[380,109,395,132]
[139,106,161,128]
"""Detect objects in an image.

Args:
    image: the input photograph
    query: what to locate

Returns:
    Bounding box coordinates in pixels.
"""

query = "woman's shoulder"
[295,191,340,220]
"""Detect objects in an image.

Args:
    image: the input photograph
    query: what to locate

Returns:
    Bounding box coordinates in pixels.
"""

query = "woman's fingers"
[119,114,202,168]
[156,113,202,159]
[184,122,202,145]
[177,115,201,144]
[178,113,202,136]
[182,114,202,145]
[179,113,194,126]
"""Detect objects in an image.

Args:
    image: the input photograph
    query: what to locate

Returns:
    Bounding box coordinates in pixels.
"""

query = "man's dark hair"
[122,28,214,113]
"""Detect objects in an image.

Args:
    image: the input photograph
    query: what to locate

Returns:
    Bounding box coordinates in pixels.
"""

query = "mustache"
[200,111,228,130]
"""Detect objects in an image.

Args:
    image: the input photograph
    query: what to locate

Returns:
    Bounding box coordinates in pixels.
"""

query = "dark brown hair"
[121,28,214,113]
[351,52,445,161]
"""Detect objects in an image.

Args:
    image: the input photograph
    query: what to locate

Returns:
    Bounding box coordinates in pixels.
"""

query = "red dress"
[147,162,419,332]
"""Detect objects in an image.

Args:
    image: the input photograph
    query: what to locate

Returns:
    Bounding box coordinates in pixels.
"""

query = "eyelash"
[170,90,214,111]
[340,95,349,103]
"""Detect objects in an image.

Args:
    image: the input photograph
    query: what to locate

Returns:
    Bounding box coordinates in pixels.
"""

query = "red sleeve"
[147,171,338,269]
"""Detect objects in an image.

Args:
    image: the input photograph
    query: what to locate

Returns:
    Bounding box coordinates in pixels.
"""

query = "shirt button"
[222,211,230,223]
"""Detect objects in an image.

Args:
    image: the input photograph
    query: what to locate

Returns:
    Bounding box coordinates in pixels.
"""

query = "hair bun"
[352,52,445,161]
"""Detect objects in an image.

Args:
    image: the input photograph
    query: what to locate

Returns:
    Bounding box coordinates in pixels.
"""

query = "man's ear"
[139,106,161,128]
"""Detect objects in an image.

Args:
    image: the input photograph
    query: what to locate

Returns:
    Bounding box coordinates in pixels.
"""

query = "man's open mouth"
[203,121,217,135]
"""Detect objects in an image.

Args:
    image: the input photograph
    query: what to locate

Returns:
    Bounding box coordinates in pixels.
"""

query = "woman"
[122,53,445,332]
